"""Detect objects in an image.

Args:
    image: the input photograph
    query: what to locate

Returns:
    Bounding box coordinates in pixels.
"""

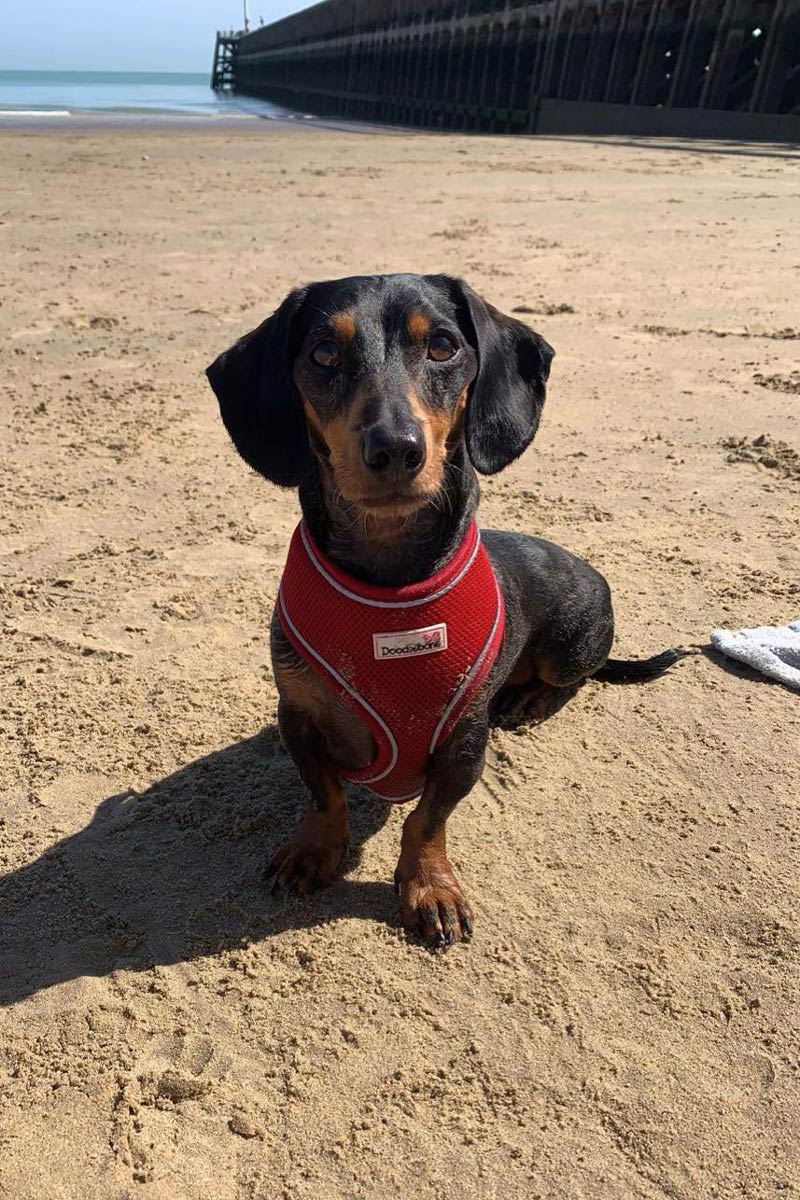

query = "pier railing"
[215,0,800,140]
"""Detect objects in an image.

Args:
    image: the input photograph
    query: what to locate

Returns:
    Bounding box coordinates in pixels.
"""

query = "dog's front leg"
[266,701,350,895]
[394,712,488,948]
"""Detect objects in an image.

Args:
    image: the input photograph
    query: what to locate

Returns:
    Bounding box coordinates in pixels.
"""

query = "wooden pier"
[210,31,239,92]
[214,0,800,140]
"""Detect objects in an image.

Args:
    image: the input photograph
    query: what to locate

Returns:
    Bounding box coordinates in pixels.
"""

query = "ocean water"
[0,69,287,118]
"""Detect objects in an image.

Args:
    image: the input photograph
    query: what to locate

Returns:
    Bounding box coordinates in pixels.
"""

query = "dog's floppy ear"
[206,287,309,487]
[444,277,554,475]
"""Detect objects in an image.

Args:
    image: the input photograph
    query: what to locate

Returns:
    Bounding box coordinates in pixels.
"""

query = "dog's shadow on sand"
[0,727,398,1008]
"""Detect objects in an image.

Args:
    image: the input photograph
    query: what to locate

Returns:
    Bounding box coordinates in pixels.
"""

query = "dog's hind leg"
[492,561,614,727]
[490,673,582,727]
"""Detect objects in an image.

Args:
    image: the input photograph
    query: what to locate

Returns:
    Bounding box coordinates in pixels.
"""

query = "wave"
[0,108,70,116]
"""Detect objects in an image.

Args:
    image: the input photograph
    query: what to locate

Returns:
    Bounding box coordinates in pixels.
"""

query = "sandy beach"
[1,122,799,1199]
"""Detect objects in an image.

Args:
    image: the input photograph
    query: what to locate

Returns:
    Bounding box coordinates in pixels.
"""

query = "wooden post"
[666,0,707,108]
[630,0,665,105]
[749,0,791,112]
[210,33,221,90]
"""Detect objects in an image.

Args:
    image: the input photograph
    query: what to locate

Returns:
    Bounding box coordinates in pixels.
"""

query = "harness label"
[373,622,448,661]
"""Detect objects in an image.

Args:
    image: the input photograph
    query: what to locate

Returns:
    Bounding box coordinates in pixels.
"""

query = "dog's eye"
[311,340,339,369]
[428,332,458,362]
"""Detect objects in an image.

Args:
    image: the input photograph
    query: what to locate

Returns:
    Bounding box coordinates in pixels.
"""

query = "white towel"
[711,619,800,691]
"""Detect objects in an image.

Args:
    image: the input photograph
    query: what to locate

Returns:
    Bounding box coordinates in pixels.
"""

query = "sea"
[0,69,291,119]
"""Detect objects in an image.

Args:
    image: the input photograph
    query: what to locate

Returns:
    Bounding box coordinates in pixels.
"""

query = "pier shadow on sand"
[0,727,396,1008]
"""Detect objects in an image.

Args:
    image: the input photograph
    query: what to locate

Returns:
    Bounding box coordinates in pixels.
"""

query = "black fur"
[595,648,689,682]
[206,286,310,487]
[437,276,554,475]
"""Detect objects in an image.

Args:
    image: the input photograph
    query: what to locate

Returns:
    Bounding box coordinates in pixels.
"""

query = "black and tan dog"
[207,273,681,948]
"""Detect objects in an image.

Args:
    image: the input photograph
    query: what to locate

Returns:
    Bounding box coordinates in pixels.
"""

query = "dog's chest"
[276,521,505,802]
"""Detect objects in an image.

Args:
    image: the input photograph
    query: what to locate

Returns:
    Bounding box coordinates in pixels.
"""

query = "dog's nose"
[362,423,426,478]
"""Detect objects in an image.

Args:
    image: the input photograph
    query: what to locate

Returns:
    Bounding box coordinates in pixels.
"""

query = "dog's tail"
[593,647,688,683]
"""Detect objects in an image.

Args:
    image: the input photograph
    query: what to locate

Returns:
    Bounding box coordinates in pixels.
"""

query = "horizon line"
[0,66,211,75]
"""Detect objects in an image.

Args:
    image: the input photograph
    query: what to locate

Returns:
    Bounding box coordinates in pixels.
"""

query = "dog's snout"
[361,422,426,479]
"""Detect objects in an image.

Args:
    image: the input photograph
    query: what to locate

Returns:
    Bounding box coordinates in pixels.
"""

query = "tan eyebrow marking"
[331,311,356,341]
[407,310,431,340]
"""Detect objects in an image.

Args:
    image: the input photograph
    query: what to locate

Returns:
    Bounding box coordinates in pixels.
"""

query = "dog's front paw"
[266,813,348,896]
[395,856,474,949]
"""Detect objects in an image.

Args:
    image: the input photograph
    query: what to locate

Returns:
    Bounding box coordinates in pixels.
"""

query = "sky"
[0,0,309,73]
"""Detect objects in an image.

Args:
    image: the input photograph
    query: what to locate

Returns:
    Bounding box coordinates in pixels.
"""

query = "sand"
[1,122,799,1200]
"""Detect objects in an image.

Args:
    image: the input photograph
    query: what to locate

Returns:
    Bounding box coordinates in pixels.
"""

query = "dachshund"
[207,273,682,949]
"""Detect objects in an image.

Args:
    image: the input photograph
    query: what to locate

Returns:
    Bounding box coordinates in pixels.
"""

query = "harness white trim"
[300,521,481,610]
[429,575,504,754]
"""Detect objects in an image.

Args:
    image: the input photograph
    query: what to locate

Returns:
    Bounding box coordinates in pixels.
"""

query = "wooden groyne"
[216,0,800,140]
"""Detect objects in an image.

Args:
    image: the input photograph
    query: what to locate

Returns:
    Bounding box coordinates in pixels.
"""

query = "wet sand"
[1,124,799,1199]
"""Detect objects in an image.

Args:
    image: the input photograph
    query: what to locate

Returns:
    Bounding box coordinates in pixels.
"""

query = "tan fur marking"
[302,396,324,435]
[452,386,469,426]
[331,311,356,341]
[407,310,431,341]
[395,805,474,943]
[303,382,460,522]
[302,390,372,503]
[406,386,470,495]
[309,405,356,466]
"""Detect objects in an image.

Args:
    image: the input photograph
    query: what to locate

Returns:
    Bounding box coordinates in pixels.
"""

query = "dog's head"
[206,274,553,519]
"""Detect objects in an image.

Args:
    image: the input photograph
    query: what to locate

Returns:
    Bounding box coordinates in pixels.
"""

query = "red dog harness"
[278,520,505,802]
